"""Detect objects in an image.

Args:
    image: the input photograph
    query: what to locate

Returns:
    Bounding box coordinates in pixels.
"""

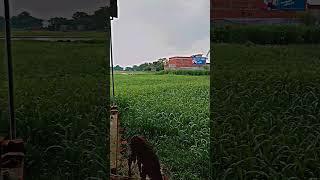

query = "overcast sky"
[1,0,210,67]
[113,0,210,67]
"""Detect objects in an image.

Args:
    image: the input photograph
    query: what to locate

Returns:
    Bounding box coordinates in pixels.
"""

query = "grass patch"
[157,70,209,76]
[211,44,320,179]
[114,74,210,179]
[0,40,108,179]
[212,25,320,44]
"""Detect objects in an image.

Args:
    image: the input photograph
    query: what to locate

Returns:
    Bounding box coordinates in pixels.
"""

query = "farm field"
[114,74,210,179]
[0,31,210,179]
[211,44,320,179]
[0,39,108,179]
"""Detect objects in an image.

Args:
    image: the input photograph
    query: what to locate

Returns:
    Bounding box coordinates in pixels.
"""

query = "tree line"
[0,7,108,31]
[113,58,167,72]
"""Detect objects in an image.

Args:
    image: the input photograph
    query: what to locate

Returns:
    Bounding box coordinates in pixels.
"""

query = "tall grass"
[114,74,210,179]
[157,70,209,76]
[0,40,108,179]
[211,44,320,178]
[212,25,320,44]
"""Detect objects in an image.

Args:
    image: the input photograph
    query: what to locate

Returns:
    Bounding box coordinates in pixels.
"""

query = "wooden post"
[110,106,119,175]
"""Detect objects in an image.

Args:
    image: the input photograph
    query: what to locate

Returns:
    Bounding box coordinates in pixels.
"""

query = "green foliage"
[157,70,209,76]
[212,25,320,44]
[47,17,70,31]
[124,67,134,71]
[0,40,108,179]
[0,16,4,31]
[11,11,43,30]
[212,44,320,179]
[115,74,210,179]
[0,6,110,32]
[113,65,124,71]
[300,12,318,26]
[127,58,166,72]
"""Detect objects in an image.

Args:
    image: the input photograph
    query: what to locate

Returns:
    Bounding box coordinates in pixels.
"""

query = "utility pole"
[4,0,16,140]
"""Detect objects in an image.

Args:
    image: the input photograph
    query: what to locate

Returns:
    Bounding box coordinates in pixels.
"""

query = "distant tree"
[72,12,94,30]
[132,65,139,71]
[92,7,109,30]
[0,16,4,30]
[153,58,166,71]
[130,58,166,72]
[113,65,124,71]
[138,63,152,71]
[125,67,134,71]
[48,17,69,31]
[11,11,43,30]
[72,12,89,20]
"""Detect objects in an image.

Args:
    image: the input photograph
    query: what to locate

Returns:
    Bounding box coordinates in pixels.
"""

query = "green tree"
[72,12,93,30]
[132,65,139,71]
[113,65,123,71]
[125,67,134,71]
[48,17,69,31]
[72,12,89,20]
[92,7,109,30]
[0,16,4,30]
[153,58,166,71]
[11,11,43,30]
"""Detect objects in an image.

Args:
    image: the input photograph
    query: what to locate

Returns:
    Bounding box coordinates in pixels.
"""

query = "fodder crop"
[114,74,210,179]
[0,40,108,179]
[211,44,320,179]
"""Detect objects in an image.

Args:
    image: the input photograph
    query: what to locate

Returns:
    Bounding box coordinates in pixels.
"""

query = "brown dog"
[128,135,163,180]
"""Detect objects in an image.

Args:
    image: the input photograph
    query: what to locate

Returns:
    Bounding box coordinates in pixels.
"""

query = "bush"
[157,70,209,76]
[212,25,320,44]
[300,12,318,26]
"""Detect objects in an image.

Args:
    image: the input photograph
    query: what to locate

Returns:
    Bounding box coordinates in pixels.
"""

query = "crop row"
[211,44,320,179]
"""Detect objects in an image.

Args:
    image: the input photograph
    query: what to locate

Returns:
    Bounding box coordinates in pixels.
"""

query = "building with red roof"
[164,55,209,70]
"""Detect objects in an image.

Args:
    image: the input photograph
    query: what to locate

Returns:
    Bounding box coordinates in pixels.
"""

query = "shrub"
[212,25,320,44]
[157,70,209,76]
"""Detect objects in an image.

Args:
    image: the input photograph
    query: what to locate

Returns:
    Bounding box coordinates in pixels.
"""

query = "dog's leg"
[128,151,135,177]
[128,156,132,177]
[137,158,142,176]
[141,165,147,180]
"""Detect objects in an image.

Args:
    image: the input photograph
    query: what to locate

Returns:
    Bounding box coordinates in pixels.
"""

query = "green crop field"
[212,44,320,179]
[0,30,210,179]
[0,39,108,179]
[114,74,210,179]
